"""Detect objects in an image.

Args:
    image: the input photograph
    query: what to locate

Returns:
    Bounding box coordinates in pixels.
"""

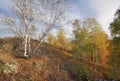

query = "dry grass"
[0,53,14,63]
[0,54,50,81]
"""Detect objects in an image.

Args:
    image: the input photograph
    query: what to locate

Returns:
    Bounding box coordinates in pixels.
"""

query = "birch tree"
[83,18,107,62]
[1,0,70,58]
[73,18,107,80]
[73,18,107,62]
[2,0,36,57]
[32,0,70,55]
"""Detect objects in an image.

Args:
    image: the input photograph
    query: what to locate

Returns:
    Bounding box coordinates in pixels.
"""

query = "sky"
[0,0,120,38]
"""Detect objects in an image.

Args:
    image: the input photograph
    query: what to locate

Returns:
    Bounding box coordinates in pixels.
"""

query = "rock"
[3,60,19,74]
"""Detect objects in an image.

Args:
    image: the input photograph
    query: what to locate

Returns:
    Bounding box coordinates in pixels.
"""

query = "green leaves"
[110,8,120,36]
[108,7,120,68]
[72,18,107,61]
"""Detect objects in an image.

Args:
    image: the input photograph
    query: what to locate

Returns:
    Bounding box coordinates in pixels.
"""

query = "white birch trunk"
[24,34,28,57]
[28,36,31,54]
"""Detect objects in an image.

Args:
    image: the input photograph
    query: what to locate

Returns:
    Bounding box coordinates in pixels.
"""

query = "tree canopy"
[108,7,120,68]
[72,18,108,62]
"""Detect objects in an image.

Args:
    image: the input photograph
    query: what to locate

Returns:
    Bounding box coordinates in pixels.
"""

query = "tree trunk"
[24,34,28,57]
[28,36,31,54]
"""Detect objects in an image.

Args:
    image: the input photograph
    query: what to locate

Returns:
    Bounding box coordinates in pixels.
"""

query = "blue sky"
[0,0,120,38]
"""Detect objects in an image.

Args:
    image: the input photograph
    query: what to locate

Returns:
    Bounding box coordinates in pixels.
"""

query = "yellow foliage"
[47,29,73,50]
[47,33,56,45]
[57,29,73,50]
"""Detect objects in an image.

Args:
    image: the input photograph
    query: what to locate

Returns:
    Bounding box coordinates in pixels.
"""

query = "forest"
[0,0,120,81]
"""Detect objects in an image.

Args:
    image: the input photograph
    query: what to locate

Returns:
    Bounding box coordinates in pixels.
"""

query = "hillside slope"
[0,37,119,81]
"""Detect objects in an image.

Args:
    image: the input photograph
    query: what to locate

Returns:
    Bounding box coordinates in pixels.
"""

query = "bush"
[75,62,92,81]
